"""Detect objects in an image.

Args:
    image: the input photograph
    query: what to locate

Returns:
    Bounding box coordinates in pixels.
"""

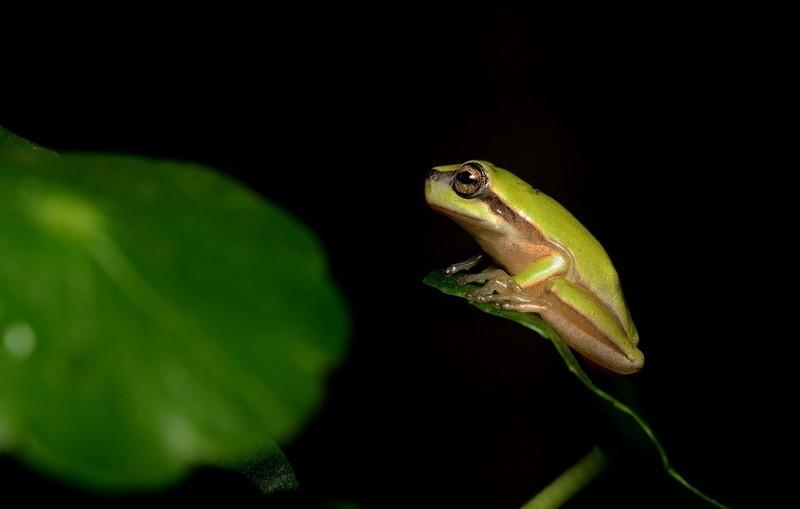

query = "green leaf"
[0,149,348,492]
[230,444,299,494]
[0,127,56,155]
[423,270,728,509]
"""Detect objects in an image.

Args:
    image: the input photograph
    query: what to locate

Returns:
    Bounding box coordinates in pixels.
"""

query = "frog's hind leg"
[477,286,549,312]
[540,279,644,373]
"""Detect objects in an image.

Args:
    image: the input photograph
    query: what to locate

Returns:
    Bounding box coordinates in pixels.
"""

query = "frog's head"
[425,160,527,233]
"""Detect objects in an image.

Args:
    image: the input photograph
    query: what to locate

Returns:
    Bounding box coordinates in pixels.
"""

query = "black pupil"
[457,171,477,185]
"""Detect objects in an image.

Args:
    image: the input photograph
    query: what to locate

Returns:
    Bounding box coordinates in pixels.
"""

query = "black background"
[2,4,782,507]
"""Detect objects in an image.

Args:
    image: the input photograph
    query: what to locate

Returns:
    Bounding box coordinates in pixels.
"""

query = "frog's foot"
[444,254,484,275]
[498,301,549,313]
[458,268,509,285]
[465,274,549,313]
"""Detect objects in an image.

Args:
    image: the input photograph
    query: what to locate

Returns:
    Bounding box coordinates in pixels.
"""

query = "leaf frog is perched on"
[426,160,643,374]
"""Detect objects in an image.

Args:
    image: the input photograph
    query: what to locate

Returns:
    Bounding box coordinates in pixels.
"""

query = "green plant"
[424,270,729,509]
[0,127,348,492]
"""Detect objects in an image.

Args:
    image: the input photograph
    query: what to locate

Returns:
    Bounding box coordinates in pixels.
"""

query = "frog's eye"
[453,162,488,198]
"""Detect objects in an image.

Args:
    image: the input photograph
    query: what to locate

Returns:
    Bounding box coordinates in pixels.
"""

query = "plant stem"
[520,446,609,509]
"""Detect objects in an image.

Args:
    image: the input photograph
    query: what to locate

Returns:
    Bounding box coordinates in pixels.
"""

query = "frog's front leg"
[465,270,529,301]
[443,260,529,303]
[466,274,546,309]
[443,255,525,298]
[444,254,484,275]
[465,254,568,312]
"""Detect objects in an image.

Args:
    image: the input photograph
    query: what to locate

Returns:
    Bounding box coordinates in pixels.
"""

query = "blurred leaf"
[231,444,299,493]
[423,270,728,508]
[0,147,348,492]
[0,127,56,155]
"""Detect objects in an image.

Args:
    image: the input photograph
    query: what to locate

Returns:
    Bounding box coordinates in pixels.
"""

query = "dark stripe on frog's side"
[478,192,550,245]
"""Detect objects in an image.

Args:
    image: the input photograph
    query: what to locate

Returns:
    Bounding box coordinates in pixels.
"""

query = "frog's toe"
[500,301,549,313]
[466,291,490,302]
[444,254,484,275]
[457,269,509,285]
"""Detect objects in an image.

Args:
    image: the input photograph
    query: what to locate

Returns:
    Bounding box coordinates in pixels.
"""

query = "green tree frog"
[426,160,644,374]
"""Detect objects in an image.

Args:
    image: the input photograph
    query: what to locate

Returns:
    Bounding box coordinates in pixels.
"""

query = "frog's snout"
[428,169,441,182]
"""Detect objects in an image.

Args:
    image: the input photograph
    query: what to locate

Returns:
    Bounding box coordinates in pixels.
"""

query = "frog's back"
[489,164,634,336]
